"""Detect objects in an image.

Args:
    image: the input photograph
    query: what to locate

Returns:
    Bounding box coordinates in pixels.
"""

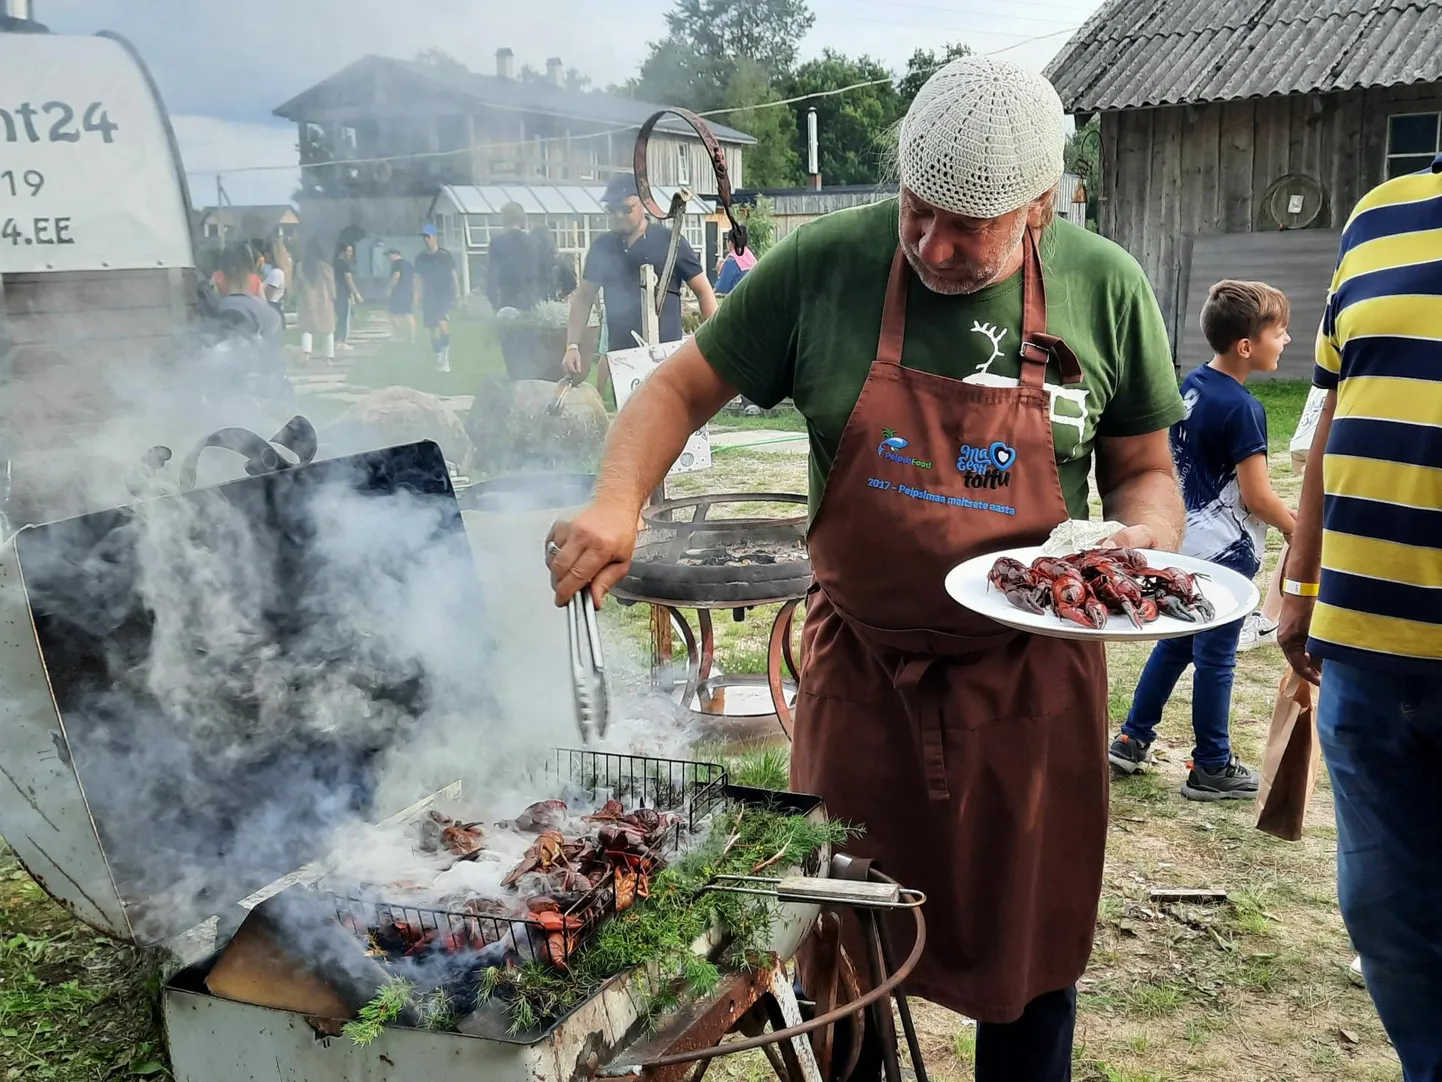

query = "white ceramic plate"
[944,546,1261,643]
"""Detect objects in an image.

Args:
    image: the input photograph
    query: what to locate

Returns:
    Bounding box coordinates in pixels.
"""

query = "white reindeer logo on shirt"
[965,321,1091,456]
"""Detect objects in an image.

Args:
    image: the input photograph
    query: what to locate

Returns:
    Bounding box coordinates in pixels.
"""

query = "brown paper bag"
[1256,669,1322,841]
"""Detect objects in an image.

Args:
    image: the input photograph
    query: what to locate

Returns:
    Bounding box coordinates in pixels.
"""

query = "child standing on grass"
[1110,280,1298,801]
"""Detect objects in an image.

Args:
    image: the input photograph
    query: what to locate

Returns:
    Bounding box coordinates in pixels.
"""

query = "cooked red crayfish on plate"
[988,550,1216,630]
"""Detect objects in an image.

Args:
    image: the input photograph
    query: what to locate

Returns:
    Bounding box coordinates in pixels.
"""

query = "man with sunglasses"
[561,172,718,385]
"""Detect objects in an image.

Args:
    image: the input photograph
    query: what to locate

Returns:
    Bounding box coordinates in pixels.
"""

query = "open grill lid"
[0,437,484,946]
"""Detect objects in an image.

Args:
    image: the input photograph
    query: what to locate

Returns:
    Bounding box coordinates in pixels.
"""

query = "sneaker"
[436,353,451,373]
[1181,755,1261,801]
[1237,612,1278,652]
[1109,732,1152,775]
[1349,956,1366,988]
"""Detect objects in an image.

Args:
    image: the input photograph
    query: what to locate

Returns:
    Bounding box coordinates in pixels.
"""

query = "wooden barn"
[1046,0,1442,378]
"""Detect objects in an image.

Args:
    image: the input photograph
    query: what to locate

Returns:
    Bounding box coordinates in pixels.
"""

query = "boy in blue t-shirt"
[1110,280,1298,801]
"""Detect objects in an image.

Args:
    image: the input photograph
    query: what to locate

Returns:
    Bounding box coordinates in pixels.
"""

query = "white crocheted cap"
[899,56,1066,219]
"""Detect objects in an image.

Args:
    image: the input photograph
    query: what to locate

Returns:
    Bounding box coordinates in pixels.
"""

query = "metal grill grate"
[330,749,728,969]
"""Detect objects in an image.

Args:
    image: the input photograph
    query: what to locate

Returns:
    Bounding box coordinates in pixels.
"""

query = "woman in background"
[295,239,338,365]
[713,228,755,296]
[333,240,363,351]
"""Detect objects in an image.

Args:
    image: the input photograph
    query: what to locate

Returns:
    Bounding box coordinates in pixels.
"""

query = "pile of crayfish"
[388,798,679,969]
[989,549,1216,630]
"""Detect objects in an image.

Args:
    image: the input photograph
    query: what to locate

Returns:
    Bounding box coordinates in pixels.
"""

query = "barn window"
[677,144,691,186]
[1386,112,1441,179]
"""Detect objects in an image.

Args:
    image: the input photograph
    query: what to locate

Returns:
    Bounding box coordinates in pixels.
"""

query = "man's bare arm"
[563,281,600,377]
[548,340,738,604]
[1096,430,1185,551]
[688,273,719,321]
[1279,390,1336,683]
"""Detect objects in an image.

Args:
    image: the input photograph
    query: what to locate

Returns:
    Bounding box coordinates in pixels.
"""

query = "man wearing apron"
[548,57,1186,1080]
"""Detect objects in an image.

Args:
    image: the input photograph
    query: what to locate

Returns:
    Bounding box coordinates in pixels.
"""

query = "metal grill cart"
[160,759,931,1082]
[612,494,812,742]
[0,430,930,1082]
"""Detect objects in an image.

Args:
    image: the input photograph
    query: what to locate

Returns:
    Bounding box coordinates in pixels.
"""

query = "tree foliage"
[1064,115,1101,229]
[784,51,901,186]
[734,194,776,254]
[722,60,802,187]
[663,0,815,78]
[897,42,974,107]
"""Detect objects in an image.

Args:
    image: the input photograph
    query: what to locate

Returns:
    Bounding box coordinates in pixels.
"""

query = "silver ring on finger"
[546,541,562,557]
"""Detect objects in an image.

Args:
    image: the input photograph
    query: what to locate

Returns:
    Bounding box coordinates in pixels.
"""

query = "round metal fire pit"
[611,493,811,740]
[614,493,811,606]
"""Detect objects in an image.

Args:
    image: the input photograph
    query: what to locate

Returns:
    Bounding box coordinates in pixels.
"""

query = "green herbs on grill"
[344,806,856,1042]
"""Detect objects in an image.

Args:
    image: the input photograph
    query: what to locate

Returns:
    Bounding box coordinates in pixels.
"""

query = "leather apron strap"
[895,658,951,801]
[1017,229,1084,388]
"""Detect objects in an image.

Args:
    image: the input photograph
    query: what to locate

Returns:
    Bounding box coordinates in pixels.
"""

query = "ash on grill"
[651,541,808,568]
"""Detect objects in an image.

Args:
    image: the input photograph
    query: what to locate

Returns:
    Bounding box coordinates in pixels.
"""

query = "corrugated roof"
[275,56,756,145]
[1045,0,1442,111]
[436,184,712,218]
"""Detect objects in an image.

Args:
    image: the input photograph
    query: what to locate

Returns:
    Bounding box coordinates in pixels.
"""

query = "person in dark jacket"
[486,202,540,312]
[386,249,416,342]
[533,224,578,302]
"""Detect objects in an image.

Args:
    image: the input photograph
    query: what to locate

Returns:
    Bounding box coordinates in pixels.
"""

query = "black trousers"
[848,986,1077,1082]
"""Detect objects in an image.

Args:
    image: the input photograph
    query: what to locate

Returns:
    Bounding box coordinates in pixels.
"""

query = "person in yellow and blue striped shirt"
[1279,150,1442,1081]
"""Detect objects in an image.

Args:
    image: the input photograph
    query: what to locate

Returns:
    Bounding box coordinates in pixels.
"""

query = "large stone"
[324,385,474,469]
[466,377,609,478]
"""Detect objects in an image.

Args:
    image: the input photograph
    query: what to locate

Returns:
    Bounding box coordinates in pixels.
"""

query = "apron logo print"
[957,442,1019,475]
[877,428,933,470]
[956,443,1016,492]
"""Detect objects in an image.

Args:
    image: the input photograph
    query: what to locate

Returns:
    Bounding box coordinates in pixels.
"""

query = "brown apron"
[793,230,1110,1025]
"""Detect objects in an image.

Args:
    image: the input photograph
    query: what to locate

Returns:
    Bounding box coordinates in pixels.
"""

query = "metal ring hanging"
[633,108,748,319]
[632,107,745,251]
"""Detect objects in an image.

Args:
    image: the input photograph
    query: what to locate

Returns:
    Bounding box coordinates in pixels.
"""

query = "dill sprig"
[342,976,415,1046]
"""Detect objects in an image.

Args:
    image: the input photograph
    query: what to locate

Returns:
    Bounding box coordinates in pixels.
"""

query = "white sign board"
[607,339,712,475]
[1290,385,1329,457]
[0,34,194,273]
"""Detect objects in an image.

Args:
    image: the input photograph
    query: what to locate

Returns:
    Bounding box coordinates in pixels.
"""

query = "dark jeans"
[1317,660,1442,1082]
[335,297,350,343]
[849,987,1076,1082]
[1122,617,1245,771]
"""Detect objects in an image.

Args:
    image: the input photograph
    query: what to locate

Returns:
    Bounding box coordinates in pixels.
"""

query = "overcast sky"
[39,0,1105,205]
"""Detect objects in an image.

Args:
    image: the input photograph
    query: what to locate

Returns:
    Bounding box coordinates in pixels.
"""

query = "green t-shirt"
[694,199,1185,520]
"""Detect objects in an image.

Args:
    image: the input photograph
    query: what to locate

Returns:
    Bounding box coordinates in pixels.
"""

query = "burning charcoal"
[373,919,421,956]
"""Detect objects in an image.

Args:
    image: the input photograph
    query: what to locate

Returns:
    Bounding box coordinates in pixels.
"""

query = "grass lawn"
[4,379,1395,1082]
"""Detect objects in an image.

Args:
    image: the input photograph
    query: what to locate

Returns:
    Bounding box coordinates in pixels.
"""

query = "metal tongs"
[550,542,611,743]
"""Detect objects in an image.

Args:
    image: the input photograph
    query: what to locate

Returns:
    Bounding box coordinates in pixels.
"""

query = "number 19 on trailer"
[1,169,45,196]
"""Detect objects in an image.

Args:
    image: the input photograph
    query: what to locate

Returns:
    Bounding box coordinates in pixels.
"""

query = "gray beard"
[899,216,1028,297]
